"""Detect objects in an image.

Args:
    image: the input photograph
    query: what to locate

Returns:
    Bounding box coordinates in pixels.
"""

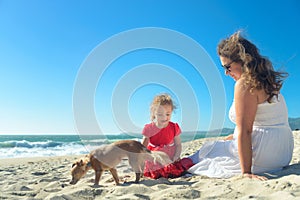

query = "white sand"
[1,131,299,200]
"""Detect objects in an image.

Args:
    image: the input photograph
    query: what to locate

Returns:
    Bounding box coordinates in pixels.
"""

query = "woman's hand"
[242,173,268,181]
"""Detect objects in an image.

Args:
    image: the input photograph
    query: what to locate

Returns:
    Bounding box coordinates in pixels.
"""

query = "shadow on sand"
[263,163,300,179]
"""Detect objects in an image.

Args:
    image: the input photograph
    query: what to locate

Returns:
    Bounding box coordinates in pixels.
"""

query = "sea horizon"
[0,130,232,159]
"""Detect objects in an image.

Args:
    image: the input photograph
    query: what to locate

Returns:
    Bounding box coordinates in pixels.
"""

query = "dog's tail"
[141,145,172,165]
[150,151,172,165]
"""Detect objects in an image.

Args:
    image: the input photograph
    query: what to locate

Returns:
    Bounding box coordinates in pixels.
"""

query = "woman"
[187,31,294,180]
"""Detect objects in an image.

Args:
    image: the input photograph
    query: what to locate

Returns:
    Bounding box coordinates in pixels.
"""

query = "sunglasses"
[221,61,233,72]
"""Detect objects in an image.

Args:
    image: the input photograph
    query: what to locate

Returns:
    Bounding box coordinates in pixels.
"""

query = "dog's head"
[70,156,91,185]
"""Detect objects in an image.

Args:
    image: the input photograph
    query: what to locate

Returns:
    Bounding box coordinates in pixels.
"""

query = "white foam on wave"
[0,143,90,159]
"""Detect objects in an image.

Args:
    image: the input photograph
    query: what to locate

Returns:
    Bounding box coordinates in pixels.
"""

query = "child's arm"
[172,135,182,161]
[142,136,149,147]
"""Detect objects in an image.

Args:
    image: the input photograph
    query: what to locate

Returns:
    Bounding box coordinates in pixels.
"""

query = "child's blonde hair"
[150,93,176,121]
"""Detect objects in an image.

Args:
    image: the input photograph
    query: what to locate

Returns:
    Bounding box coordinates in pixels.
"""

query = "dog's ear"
[79,159,84,166]
[72,160,84,167]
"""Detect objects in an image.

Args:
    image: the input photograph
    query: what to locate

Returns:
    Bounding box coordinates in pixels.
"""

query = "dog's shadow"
[262,163,300,179]
[118,162,300,186]
[120,177,196,187]
[86,162,300,188]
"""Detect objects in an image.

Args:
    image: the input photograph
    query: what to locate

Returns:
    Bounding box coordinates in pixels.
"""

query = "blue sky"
[0,0,299,135]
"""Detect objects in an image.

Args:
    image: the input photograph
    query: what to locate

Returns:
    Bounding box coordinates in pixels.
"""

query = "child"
[142,93,183,178]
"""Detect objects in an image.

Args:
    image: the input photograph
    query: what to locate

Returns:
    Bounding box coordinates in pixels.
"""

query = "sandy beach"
[1,131,299,200]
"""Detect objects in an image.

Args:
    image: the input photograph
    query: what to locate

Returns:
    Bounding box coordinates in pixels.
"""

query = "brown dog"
[70,140,171,185]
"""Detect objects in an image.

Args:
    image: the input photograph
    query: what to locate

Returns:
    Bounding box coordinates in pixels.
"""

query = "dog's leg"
[136,157,146,182]
[128,156,142,183]
[135,158,146,182]
[109,168,120,185]
[134,172,142,183]
[94,169,103,185]
[139,159,145,179]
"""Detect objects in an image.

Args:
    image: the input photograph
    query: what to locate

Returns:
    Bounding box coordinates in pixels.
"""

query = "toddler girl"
[142,94,185,178]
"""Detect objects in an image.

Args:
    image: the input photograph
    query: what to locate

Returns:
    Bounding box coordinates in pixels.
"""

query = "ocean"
[0,134,138,159]
[0,131,230,159]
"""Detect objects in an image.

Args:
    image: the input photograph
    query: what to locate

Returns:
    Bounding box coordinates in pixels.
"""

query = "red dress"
[143,121,181,159]
[143,122,193,179]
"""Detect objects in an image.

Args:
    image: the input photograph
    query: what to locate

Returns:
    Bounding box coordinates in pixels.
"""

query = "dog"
[70,140,172,185]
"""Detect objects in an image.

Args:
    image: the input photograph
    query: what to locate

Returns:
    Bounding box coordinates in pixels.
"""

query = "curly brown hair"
[217,31,288,102]
[150,93,176,121]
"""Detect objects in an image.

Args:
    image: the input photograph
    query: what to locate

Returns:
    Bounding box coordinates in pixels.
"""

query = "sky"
[0,0,299,135]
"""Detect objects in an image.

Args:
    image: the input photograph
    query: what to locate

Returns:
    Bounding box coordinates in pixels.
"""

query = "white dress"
[187,94,294,178]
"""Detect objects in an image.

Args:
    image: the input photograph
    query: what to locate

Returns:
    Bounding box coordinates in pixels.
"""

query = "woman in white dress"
[187,31,294,180]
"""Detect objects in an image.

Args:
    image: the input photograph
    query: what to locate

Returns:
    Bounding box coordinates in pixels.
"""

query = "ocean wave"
[0,140,67,149]
[0,135,143,158]
[0,142,90,159]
